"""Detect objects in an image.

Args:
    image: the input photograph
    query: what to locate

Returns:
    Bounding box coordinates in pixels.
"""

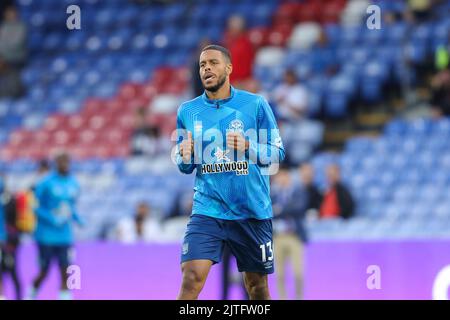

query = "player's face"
[326,165,340,185]
[199,50,231,92]
[300,164,314,185]
[137,203,149,218]
[56,154,70,175]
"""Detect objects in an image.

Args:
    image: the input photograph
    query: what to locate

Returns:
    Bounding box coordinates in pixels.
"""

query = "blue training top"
[175,86,285,220]
[34,171,82,245]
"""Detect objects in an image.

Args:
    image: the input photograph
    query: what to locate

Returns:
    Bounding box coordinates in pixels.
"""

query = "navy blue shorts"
[181,214,274,274]
[37,244,73,270]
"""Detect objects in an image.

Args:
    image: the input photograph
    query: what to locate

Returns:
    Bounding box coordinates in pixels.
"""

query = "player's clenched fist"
[226,132,249,153]
[179,131,194,163]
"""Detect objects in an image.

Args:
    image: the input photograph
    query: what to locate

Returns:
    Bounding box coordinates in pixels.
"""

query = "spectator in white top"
[113,202,162,243]
[272,70,309,121]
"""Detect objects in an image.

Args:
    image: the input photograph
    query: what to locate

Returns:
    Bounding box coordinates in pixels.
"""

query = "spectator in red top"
[223,15,255,89]
[319,164,355,219]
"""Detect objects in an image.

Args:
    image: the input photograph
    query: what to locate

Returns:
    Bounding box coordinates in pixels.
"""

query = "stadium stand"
[0,0,449,241]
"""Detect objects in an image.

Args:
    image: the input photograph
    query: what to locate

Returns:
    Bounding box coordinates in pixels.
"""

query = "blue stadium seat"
[360,60,389,103]
[324,74,356,118]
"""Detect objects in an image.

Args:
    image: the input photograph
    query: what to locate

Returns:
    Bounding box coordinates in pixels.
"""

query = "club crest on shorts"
[229,119,244,132]
[182,243,189,255]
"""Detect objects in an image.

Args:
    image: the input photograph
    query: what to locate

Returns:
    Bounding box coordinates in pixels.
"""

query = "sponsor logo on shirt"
[201,147,249,175]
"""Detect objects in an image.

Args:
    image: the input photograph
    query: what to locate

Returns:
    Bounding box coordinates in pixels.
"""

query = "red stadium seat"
[320,1,346,24]
[70,146,90,160]
[77,129,97,145]
[104,98,124,111]
[172,67,189,85]
[272,2,300,26]
[22,145,45,160]
[126,97,150,111]
[140,83,157,101]
[248,27,270,49]
[52,130,71,146]
[33,130,51,145]
[83,98,107,115]
[9,130,33,148]
[267,23,293,47]
[114,113,135,130]
[88,115,107,131]
[295,1,321,23]
[67,114,86,130]
[161,82,186,95]
[43,114,68,132]
[111,144,130,158]
[118,82,142,100]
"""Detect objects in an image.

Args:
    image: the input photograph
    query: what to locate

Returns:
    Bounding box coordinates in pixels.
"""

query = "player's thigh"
[180,259,213,285]
[55,245,73,270]
[2,250,17,272]
[37,243,53,271]
[227,218,274,274]
[243,271,269,289]
[181,214,226,265]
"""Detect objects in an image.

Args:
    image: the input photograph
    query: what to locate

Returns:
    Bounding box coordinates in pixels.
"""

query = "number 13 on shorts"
[260,241,273,262]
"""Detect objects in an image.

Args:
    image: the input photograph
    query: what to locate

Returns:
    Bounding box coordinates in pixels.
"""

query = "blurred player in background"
[26,153,83,300]
[32,159,50,189]
[0,178,23,300]
[271,163,321,300]
[176,45,285,300]
[0,174,6,299]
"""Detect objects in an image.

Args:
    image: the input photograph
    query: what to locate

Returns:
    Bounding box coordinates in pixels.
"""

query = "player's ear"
[226,63,232,76]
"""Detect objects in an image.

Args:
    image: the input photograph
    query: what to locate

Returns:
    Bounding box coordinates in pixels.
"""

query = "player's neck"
[205,83,231,101]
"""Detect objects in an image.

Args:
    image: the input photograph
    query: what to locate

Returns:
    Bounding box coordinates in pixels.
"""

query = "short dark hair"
[201,44,232,63]
[38,159,50,171]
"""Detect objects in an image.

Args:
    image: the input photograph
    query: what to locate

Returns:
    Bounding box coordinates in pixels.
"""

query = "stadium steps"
[354,111,391,131]
[322,119,354,150]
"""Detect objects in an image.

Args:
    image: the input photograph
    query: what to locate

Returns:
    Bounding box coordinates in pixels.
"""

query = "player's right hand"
[179,131,194,163]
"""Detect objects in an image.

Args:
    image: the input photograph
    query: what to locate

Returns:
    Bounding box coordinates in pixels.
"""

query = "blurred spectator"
[0,174,6,300]
[319,164,355,219]
[406,0,432,22]
[272,70,309,121]
[130,107,166,157]
[430,68,450,118]
[243,77,269,100]
[299,163,323,216]
[223,15,255,88]
[166,189,193,220]
[274,71,324,167]
[113,202,162,243]
[0,5,26,98]
[0,6,27,67]
[271,164,318,300]
[0,1,14,22]
[435,44,449,72]
[191,39,211,97]
[0,58,23,98]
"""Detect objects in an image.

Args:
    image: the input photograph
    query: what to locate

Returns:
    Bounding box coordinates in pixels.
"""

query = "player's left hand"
[226,132,249,153]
